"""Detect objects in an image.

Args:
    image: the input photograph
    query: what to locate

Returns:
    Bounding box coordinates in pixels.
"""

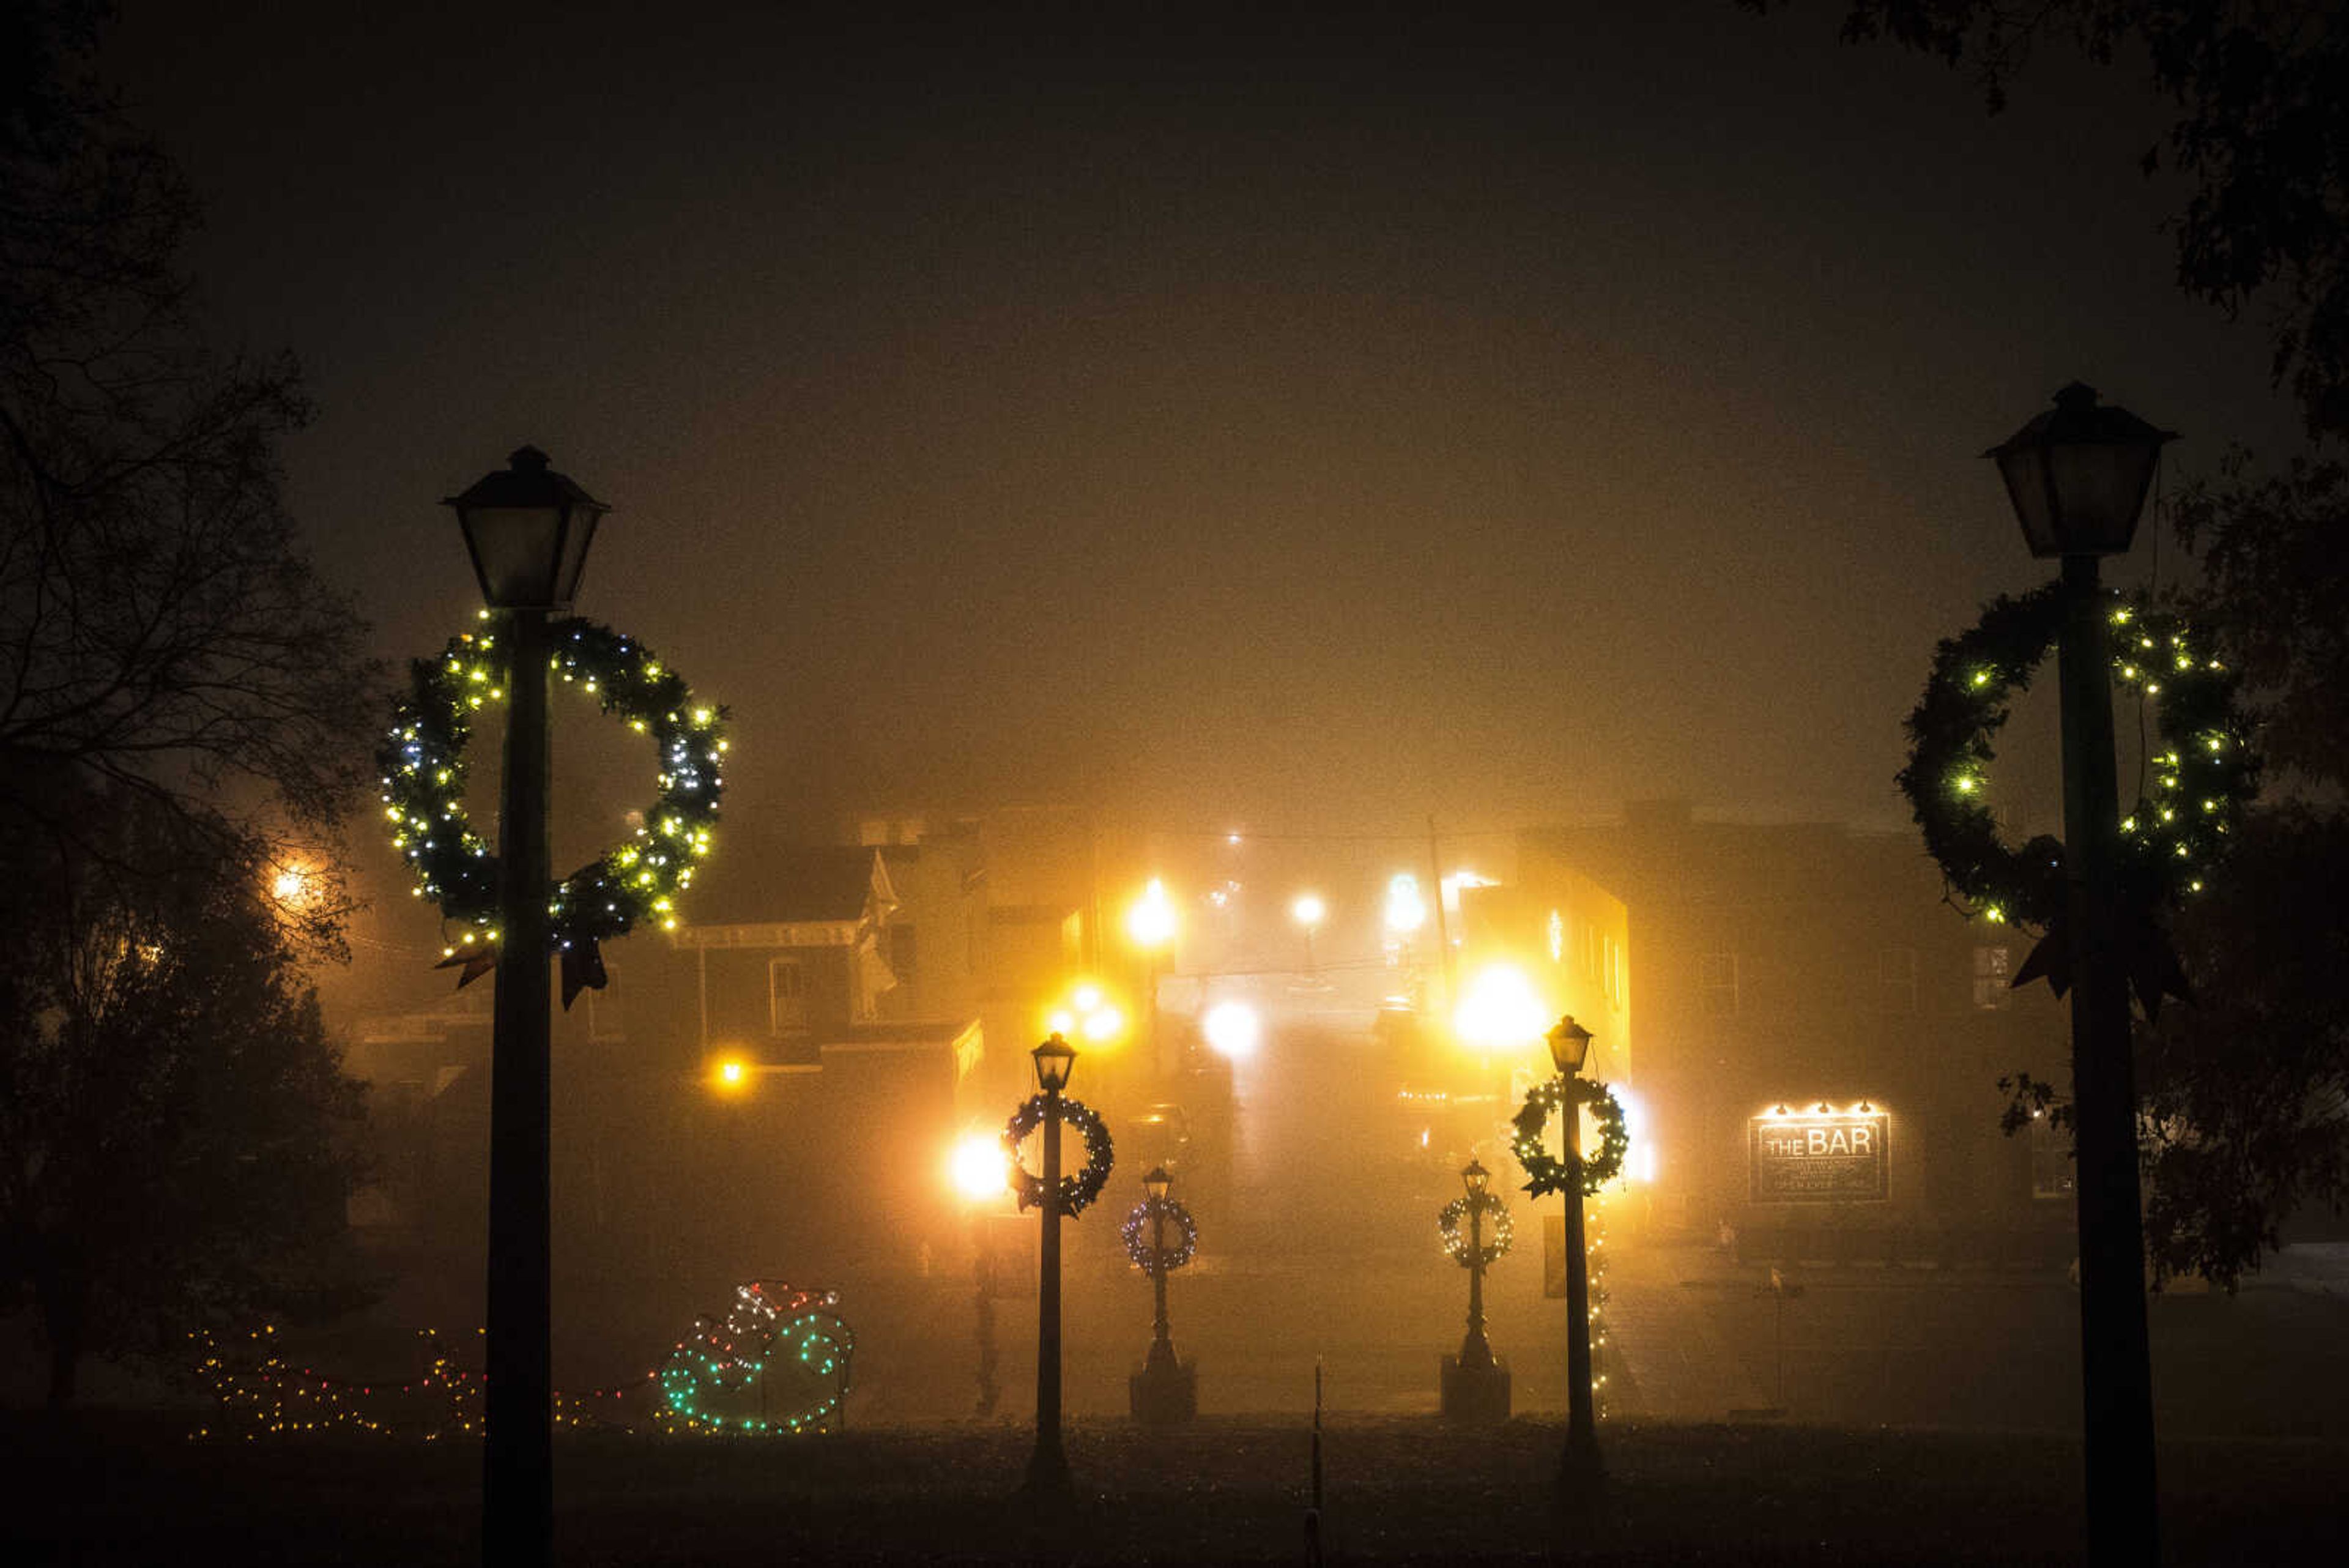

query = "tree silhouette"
[1,1,383,902]
[1747,0,2349,440]
[0,791,372,1408]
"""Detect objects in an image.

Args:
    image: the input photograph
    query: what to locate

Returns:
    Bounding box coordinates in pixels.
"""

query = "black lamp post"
[1458,1159,1497,1370]
[1025,1033,1077,1498]
[445,445,609,1568]
[1126,1161,1200,1426]
[1143,1165,1178,1373]
[1548,1014,1601,1487]
[1987,383,2173,1566]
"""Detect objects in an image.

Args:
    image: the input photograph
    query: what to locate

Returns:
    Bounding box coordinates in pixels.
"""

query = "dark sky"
[104,2,2296,849]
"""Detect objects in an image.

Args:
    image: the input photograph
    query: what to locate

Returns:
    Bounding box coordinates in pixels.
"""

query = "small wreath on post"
[376,615,728,1001]
[1001,1096,1115,1216]
[1897,582,2257,1009]
[1511,1079,1630,1199]
[1119,1197,1198,1275]
[1437,1191,1515,1268]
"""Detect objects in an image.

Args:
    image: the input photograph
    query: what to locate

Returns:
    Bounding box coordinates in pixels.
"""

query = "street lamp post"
[1437,1154,1513,1423]
[1025,1033,1077,1498]
[1126,1164,1199,1425]
[1458,1160,1496,1372]
[1988,383,2173,1566]
[1145,1167,1177,1373]
[1126,879,1177,1079]
[446,446,608,1568]
[1292,893,1325,979]
[1548,1015,1601,1487]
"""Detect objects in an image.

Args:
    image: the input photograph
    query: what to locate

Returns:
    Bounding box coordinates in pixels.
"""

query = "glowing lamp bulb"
[949,1134,1009,1202]
[1203,999,1263,1060]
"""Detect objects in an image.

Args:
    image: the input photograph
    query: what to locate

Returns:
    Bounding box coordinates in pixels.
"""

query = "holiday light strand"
[191,1282,847,1440]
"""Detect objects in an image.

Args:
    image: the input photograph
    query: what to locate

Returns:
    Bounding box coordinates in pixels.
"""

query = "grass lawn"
[3,1412,2339,1565]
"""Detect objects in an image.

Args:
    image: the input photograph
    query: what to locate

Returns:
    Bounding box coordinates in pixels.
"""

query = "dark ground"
[4,1410,2340,1566]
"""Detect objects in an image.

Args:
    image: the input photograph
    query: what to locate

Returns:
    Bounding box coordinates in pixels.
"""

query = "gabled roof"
[680,844,896,927]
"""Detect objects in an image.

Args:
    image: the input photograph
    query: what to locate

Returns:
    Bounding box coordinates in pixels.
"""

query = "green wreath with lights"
[1896,582,2257,1009]
[1512,1079,1629,1199]
[1437,1191,1514,1267]
[1119,1195,1198,1274]
[1003,1095,1115,1216]
[376,615,727,1001]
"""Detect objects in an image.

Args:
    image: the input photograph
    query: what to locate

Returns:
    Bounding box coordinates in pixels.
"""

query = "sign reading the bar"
[1748,1107,1889,1203]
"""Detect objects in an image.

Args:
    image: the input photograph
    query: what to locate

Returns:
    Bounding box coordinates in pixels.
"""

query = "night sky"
[103,2,2296,852]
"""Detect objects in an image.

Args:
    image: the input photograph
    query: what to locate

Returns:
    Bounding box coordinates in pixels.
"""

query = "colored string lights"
[191,1282,849,1440]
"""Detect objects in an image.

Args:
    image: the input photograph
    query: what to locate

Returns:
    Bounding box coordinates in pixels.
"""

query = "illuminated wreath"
[1002,1095,1115,1216]
[376,615,727,1000]
[1120,1195,1198,1274]
[1512,1078,1630,1198]
[1437,1191,1514,1268]
[1897,584,2257,1006]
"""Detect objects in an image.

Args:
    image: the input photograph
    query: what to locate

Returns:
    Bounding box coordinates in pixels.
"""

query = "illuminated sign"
[1748,1105,1888,1203]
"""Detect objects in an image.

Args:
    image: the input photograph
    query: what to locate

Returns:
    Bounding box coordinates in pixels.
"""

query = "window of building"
[889,923,918,988]
[2029,1110,2073,1199]
[1698,951,1739,1016]
[1973,945,2013,1011]
[768,957,808,1033]
[1877,946,1918,1013]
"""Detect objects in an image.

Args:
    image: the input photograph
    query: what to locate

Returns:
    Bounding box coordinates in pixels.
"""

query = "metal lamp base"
[1129,1359,1197,1425]
[1440,1354,1512,1424]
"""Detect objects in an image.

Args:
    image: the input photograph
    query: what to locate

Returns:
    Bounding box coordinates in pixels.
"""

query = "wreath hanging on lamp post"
[1438,1188,1515,1268]
[1896,582,2257,1014]
[1510,1078,1630,1199]
[1002,1095,1116,1216]
[376,615,728,1003]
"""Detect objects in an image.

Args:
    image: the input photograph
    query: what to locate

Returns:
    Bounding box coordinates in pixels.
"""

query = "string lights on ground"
[191,1282,848,1440]
[376,614,728,998]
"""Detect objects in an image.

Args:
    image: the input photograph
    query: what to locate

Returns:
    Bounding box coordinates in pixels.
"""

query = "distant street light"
[1546,1014,1601,1488]
[1454,963,1546,1056]
[949,1131,1013,1417]
[448,445,607,1568]
[1127,879,1178,1076]
[1201,998,1262,1061]
[1291,892,1326,978]
[1987,382,2173,1566]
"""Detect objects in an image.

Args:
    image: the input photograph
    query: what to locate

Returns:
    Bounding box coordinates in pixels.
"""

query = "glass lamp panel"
[459,505,566,608]
[549,508,599,607]
[2046,440,2158,554]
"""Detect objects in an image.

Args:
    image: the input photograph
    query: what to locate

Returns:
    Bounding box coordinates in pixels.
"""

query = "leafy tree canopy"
[0,789,373,1407]
[1,1,383,901]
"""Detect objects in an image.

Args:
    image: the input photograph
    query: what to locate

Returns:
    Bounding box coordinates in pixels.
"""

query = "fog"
[51,0,2342,1473]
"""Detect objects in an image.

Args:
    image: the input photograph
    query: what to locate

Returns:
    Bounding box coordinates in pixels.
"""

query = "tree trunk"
[35,1256,87,1411]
